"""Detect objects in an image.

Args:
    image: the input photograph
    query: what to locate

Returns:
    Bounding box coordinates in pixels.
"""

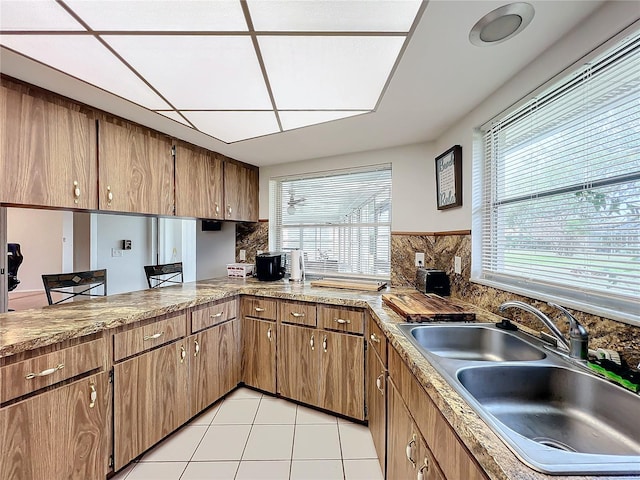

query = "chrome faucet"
[498,300,589,360]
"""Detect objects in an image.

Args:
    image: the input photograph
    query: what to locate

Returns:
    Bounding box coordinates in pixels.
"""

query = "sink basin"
[400,324,546,361]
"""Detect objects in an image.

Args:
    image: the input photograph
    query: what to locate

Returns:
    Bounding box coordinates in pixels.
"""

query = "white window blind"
[473,31,640,325]
[270,165,391,280]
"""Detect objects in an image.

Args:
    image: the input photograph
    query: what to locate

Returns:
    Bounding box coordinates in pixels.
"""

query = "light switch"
[454,256,462,274]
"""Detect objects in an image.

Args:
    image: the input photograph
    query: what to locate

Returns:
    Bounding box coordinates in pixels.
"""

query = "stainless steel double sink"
[397,323,640,475]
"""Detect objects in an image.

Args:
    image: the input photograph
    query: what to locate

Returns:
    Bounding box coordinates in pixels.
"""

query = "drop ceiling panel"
[103,35,272,110]
[63,0,248,31]
[183,111,280,143]
[259,35,405,109]
[0,0,84,31]
[247,0,422,32]
[280,110,368,131]
[0,34,170,109]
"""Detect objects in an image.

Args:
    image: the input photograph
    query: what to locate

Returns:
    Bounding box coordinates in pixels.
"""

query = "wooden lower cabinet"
[367,337,386,473]
[0,373,109,480]
[242,317,276,393]
[319,331,364,420]
[114,341,189,469]
[277,323,319,407]
[189,318,241,416]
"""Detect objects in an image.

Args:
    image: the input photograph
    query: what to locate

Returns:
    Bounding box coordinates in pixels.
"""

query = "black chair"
[144,262,183,289]
[7,243,23,292]
[41,269,107,305]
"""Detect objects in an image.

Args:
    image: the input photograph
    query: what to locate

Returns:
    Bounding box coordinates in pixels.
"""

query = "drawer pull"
[210,312,223,319]
[291,312,305,318]
[254,307,265,312]
[143,332,164,341]
[406,435,417,467]
[194,340,200,357]
[310,334,315,351]
[376,373,384,395]
[267,327,273,342]
[215,202,220,214]
[73,180,80,204]
[106,185,113,206]
[370,333,381,343]
[89,383,97,409]
[180,345,187,363]
[322,335,328,353]
[335,318,351,325]
[25,363,64,380]
[417,458,430,480]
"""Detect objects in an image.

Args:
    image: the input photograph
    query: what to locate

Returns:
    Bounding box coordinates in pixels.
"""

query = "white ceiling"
[0,0,607,166]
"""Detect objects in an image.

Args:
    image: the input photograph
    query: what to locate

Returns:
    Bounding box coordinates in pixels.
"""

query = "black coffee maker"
[255,252,286,281]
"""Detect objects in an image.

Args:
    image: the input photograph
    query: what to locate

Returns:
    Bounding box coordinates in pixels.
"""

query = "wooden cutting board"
[310,279,388,291]
[382,292,475,322]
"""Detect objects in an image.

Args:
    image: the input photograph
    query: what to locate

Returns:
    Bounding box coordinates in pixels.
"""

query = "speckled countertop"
[0,278,637,480]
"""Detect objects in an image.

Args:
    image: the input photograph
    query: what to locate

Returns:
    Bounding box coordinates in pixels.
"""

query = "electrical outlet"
[239,249,246,261]
[111,248,123,258]
[454,256,462,274]
[415,252,425,267]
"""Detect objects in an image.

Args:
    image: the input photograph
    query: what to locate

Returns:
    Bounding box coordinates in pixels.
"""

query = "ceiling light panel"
[0,34,169,109]
[247,0,423,32]
[0,0,85,31]
[103,35,272,109]
[63,0,248,31]
[182,111,280,143]
[279,111,368,131]
[155,111,192,126]
[259,35,405,110]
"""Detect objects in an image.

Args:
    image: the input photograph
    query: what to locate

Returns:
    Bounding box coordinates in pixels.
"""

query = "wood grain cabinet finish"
[98,119,174,215]
[242,317,276,394]
[318,304,364,335]
[174,143,224,219]
[114,341,189,469]
[222,159,258,222]
[0,372,109,480]
[277,323,319,408]
[0,83,97,209]
[241,296,278,321]
[113,312,187,362]
[367,328,387,473]
[279,300,317,327]
[191,298,238,333]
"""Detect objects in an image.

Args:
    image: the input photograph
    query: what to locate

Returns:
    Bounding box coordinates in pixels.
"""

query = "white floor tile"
[243,424,295,461]
[293,424,342,460]
[126,462,187,480]
[290,459,344,480]
[254,397,298,424]
[180,461,239,479]
[140,426,208,462]
[343,459,384,480]
[212,398,260,424]
[189,401,222,426]
[338,423,378,459]
[235,460,291,480]
[191,424,252,461]
[226,387,263,400]
[111,462,135,480]
[296,405,338,425]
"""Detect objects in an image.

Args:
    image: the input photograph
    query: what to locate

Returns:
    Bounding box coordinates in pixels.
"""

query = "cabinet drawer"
[114,312,186,362]
[368,316,387,365]
[241,296,277,321]
[318,305,364,335]
[280,300,317,327]
[191,298,238,332]
[1,338,105,403]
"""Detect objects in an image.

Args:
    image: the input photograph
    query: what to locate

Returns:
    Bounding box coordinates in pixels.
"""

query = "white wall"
[158,217,197,282]
[196,220,235,280]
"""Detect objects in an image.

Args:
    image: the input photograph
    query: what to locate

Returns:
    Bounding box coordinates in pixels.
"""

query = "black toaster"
[415,268,451,296]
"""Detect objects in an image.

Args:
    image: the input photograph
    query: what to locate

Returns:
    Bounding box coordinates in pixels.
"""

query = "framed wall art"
[435,145,462,210]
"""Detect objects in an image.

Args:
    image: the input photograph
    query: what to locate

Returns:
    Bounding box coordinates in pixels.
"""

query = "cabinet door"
[175,144,223,219]
[242,317,276,393]
[277,323,319,407]
[367,341,386,472]
[0,84,97,209]
[0,373,109,480]
[190,318,241,416]
[114,341,189,469]
[387,379,421,480]
[98,119,173,215]
[319,331,364,420]
[223,160,258,221]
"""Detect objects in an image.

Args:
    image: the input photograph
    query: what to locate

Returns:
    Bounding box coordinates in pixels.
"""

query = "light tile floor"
[112,388,383,480]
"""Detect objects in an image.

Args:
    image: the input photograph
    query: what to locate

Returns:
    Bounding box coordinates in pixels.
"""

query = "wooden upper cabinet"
[97,119,174,215]
[223,159,258,222]
[175,143,223,219]
[0,83,97,209]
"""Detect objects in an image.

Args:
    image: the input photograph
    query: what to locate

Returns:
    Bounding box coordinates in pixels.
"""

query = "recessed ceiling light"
[469,3,534,47]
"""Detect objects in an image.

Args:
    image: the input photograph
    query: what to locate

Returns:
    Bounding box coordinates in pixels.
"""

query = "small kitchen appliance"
[290,249,305,282]
[416,267,451,296]
[255,252,286,281]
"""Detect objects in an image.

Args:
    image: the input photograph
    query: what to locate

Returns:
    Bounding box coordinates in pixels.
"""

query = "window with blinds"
[269,165,391,280]
[473,31,640,325]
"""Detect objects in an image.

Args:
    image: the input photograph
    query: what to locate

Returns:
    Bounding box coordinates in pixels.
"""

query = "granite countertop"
[0,278,635,480]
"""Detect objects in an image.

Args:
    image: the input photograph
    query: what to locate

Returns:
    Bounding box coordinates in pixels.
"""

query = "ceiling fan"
[287,191,306,214]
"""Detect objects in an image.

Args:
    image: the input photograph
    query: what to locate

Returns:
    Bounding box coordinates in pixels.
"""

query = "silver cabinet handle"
[143,332,164,341]
[180,345,186,363]
[194,340,200,357]
[106,185,113,206]
[335,318,351,325]
[370,333,381,343]
[89,383,97,409]
[210,312,223,319]
[267,327,273,342]
[227,205,232,215]
[406,435,417,467]
[215,202,220,214]
[417,458,430,480]
[322,335,328,353]
[255,307,265,312]
[73,180,80,204]
[291,312,305,318]
[25,363,64,380]
[310,334,315,351]
[376,373,384,395]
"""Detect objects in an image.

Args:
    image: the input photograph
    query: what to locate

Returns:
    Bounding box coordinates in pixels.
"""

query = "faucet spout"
[548,302,589,360]
[498,300,570,351]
